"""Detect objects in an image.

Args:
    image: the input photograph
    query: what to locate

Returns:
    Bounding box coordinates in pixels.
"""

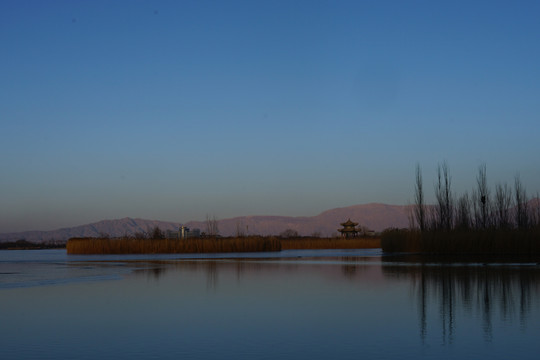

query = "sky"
[1,0,540,233]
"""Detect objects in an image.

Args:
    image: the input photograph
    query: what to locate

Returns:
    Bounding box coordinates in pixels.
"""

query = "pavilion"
[338,219,360,238]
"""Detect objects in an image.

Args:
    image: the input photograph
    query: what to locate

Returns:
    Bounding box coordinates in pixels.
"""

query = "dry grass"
[280,237,380,250]
[67,236,281,255]
[67,236,380,255]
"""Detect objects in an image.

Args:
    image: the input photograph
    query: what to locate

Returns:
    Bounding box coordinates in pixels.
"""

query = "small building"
[165,226,200,240]
[338,219,359,238]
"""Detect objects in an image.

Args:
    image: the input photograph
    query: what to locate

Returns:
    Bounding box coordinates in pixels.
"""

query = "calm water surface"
[1,249,539,359]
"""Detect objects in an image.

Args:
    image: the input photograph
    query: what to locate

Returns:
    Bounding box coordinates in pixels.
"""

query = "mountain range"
[0,203,410,243]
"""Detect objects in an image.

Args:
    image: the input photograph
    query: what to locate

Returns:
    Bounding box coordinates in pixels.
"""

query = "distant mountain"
[184,203,410,237]
[0,203,410,243]
[0,218,180,243]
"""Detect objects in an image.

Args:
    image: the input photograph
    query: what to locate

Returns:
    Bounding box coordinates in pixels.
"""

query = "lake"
[1,249,539,359]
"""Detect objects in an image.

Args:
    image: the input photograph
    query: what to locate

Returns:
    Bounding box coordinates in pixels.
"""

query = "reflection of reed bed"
[280,237,380,250]
[67,236,381,254]
[381,228,540,255]
[67,236,281,254]
[130,259,302,283]
[127,257,374,288]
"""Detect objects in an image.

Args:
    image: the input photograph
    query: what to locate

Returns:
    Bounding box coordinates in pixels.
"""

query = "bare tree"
[476,164,490,229]
[514,174,529,229]
[434,162,453,230]
[533,192,540,228]
[149,226,165,239]
[206,214,220,236]
[456,192,472,230]
[359,225,371,236]
[414,163,426,231]
[426,204,438,231]
[494,183,512,229]
[406,202,416,230]
[134,231,147,239]
[235,219,245,237]
[471,190,482,230]
[280,229,299,238]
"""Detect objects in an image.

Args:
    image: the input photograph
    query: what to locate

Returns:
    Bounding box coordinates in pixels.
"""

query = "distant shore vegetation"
[382,163,540,255]
[0,239,65,250]
[66,229,380,255]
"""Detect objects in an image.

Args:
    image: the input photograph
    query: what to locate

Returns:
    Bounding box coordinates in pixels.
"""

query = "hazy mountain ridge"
[0,218,181,243]
[0,203,410,243]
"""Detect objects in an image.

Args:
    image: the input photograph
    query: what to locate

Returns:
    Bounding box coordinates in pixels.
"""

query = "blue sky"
[1,0,540,232]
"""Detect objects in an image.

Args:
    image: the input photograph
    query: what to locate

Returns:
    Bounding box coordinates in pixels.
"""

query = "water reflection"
[382,257,540,343]
[3,250,540,359]
[43,253,540,348]
[129,257,377,290]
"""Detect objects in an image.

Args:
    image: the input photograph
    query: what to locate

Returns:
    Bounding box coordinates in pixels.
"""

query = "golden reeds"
[280,237,380,250]
[67,236,282,255]
[66,236,380,255]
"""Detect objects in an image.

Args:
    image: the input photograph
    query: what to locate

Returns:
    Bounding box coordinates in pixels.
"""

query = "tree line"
[412,162,540,232]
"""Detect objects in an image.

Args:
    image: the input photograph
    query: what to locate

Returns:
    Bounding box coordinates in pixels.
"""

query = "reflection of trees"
[382,259,540,342]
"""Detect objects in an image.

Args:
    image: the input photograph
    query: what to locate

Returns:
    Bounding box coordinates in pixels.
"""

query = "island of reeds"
[382,163,540,257]
[67,233,380,255]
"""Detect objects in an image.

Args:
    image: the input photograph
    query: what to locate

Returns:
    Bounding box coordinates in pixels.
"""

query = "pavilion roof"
[340,219,358,227]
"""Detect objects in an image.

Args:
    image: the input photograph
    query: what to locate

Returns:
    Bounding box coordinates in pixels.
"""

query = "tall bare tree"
[514,174,529,229]
[494,183,512,229]
[414,164,426,231]
[456,192,471,230]
[434,162,453,230]
[149,226,165,239]
[206,214,220,236]
[475,164,490,229]
[235,219,245,237]
[533,192,540,228]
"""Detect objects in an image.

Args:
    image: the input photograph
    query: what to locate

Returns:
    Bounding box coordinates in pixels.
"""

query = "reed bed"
[381,228,540,255]
[67,236,281,255]
[280,237,380,250]
[67,236,380,255]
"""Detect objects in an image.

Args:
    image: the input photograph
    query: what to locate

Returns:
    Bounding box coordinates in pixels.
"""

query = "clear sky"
[1,0,540,233]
